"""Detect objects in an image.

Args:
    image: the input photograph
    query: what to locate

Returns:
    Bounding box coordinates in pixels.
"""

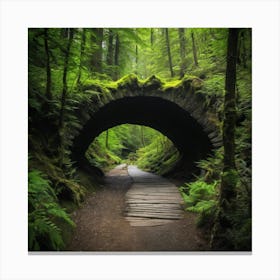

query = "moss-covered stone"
[116,73,140,90]
[142,75,163,90]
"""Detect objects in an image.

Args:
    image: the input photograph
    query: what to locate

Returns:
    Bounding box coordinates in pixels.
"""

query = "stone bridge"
[68,74,222,174]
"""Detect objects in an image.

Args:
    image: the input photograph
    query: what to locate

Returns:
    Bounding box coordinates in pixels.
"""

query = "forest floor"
[66,165,208,251]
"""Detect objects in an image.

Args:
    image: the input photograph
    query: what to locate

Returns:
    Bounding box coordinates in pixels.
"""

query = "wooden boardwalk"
[125,166,184,227]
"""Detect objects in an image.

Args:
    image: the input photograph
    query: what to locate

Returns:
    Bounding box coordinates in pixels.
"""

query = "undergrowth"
[28,170,75,251]
[179,179,218,229]
[136,135,180,175]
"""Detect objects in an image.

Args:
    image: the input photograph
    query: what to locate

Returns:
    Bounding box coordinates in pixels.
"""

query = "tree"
[90,28,103,73]
[135,29,139,75]
[114,33,120,80]
[59,28,74,165]
[44,28,52,100]
[178,28,187,78]
[150,28,154,46]
[77,28,86,85]
[164,28,174,77]
[191,31,198,67]
[106,29,114,66]
[211,28,240,249]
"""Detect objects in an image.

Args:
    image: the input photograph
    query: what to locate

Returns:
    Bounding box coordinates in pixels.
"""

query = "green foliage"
[180,180,218,206]
[86,124,176,173]
[197,148,223,182]
[180,180,218,228]
[28,170,75,251]
[136,134,180,175]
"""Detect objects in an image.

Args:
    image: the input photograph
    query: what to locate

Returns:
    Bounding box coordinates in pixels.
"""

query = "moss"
[162,79,183,91]
[142,75,163,90]
[82,78,117,95]
[80,74,204,101]
[161,74,203,92]
[116,73,140,90]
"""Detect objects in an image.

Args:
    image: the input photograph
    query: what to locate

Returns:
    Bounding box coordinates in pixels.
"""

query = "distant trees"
[191,31,198,67]
[178,28,187,78]
[77,28,86,85]
[43,28,52,100]
[59,28,74,130]
[164,28,174,77]
[29,28,235,95]
[90,28,103,73]
[106,29,114,67]
[114,33,120,80]
[59,28,74,165]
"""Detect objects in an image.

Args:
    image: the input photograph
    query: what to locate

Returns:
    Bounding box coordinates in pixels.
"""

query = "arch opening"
[71,96,213,176]
[85,124,180,174]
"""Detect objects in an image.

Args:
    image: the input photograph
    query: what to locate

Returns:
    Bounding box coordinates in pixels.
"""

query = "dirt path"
[66,165,208,251]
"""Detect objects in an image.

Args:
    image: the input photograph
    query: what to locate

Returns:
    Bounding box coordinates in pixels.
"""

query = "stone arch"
[69,75,222,174]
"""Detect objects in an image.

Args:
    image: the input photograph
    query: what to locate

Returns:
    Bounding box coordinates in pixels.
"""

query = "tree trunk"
[240,30,247,68]
[77,28,86,85]
[106,29,114,66]
[150,28,154,46]
[58,28,74,165]
[164,28,174,77]
[91,28,103,73]
[178,28,187,78]
[211,28,239,249]
[191,31,198,67]
[114,33,120,80]
[44,28,52,100]
[135,44,138,75]
[222,28,239,175]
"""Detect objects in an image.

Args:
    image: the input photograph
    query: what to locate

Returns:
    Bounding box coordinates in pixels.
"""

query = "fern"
[28,170,75,251]
[181,180,218,207]
[180,180,218,228]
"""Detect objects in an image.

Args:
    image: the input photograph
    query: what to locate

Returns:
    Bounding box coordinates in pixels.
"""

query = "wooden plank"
[129,189,179,193]
[127,204,182,209]
[127,195,182,199]
[131,184,177,187]
[127,208,182,212]
[127,209,183,214]
[126,195,182,200]
[129,221,172,227]
[127,190,180,194]
[127,205,183,210]
[127,188,178,191]
[127,211,183,216]
[127,193,180,196]
[125,217,175,226]
[127,197,183,202]
[126,204,183,209]
[126,213,183,219]
[126,190,181,197]
[127,199,183,204]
